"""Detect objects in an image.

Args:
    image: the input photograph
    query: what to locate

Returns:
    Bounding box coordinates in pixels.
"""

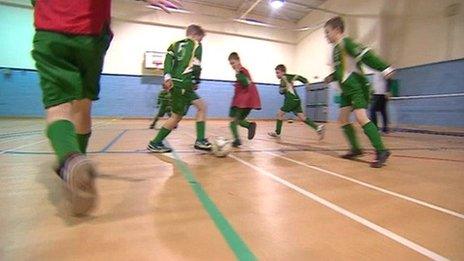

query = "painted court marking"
[165,141,256,261]
[100,129,128,152]
[266,152,464,220]
[229,154,448,261]
[0,119,118,156]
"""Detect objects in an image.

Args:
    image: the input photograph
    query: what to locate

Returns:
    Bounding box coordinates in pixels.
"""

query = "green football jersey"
[332,37,392,83]
[164,38,202,85]
[279,74,308,100]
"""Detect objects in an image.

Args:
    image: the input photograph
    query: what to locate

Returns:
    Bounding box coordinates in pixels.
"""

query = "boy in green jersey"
[324,17,394,168]
[268,64,325,140]
[147,24,212,152]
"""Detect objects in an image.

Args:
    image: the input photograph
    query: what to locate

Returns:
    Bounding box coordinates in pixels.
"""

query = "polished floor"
[1,118,463,260]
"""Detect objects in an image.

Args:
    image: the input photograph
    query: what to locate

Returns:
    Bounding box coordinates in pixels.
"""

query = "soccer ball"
[211,137,232,157]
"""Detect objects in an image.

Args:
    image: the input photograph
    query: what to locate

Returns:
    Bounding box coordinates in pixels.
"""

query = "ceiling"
[181,0,327,23]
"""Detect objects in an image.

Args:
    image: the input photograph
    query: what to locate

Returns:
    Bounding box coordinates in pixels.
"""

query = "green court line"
[100,129,128,152]
[166,141,256,261]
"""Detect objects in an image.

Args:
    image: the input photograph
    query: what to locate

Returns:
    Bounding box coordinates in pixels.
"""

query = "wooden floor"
[1,118,463,260]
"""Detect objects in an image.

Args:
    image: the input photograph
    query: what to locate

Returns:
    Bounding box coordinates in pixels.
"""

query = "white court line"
[0,139,48,155]
[266,152,464,220]
[0,118,118,156]
[229,154,448,261]
[0,133,42,145]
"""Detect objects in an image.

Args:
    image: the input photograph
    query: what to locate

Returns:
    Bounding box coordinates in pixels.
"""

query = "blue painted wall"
[308,59,464,127]
[1,58,463,127]
[0,69,293,119]
[391,59,464,127]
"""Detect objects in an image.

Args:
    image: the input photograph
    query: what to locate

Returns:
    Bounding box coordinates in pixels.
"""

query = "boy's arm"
[344,37,394,77]
[291,74,309,87]
[163,43,176,88]
[192,43,202,85]
[324,73,335,84]
[236,71,250,87]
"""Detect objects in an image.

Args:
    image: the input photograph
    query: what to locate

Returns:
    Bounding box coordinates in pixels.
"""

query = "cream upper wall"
[105,20,295,83]
[383,0,464,67]
[294,0,464,81]
[107,0,297,83]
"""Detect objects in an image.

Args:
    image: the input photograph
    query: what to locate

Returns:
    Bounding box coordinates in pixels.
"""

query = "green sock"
[152,127,171,144]
[76,132,91,154]
[362,121,386,151]
[239,120,251,129]
[46,120,80,164]
[304,118,318,130]
[230,121,239,140]
[196,121,205,141]
[342,124,362,151]
[275,120,283,135]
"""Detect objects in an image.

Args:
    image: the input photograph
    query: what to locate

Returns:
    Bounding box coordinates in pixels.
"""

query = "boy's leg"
[148,113,182,153]
[339,106,363,158]
[148,86,187,153]
[354,109,386,152]
[32,31,100,215]
[46,103,81,164]
[296,112,325,140]
[72,99,92,154]
[370,95,379,128]
[191,95,212,150]
[229,107,241,147]
[269,110,285,137]
[296,112,318,130]
[236,108,256,140]
[352,89,390,167]
[191,98,206,139]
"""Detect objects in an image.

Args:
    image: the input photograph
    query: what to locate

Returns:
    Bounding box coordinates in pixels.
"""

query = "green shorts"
[229,107,251,119]
[157,103,172,117]
[171,83,200,116]
[32,30,111,108]
[340,73,372,109]
[281,98,303,114]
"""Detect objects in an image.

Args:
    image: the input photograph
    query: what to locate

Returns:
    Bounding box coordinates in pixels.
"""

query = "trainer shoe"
[341,149,364,159]
[147,141,172,153]
[316,125,325,141]
[194,139,212,151]
[248,122,257,140]
[370,150,391,168]
[58,154,97,216]
[232,139,242,148]
[268,132,280,138]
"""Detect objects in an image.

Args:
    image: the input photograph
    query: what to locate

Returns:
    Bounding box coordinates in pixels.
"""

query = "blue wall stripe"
[1,59,463,127]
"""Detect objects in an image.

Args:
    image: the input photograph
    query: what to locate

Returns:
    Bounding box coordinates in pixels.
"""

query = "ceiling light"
[145,5,191,14]
[270,0,285,9]
[234,18,272,28]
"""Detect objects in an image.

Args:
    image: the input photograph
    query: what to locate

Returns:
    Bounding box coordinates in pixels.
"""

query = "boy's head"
[228,52,241,71]
[324,16,344,43]
[275,64,286,79]
[186,24,205,42]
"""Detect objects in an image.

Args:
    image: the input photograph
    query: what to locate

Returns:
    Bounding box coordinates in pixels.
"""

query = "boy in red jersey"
[31,0,181,215]
[228,52,261,147]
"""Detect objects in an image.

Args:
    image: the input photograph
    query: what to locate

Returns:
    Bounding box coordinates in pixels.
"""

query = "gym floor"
[1,118,463,260]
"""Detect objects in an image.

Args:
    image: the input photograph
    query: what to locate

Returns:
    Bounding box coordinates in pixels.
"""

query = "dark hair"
[325,16,345,33]
[186,24,205,37]
[275,64,286,72]
[228,52,240,60]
